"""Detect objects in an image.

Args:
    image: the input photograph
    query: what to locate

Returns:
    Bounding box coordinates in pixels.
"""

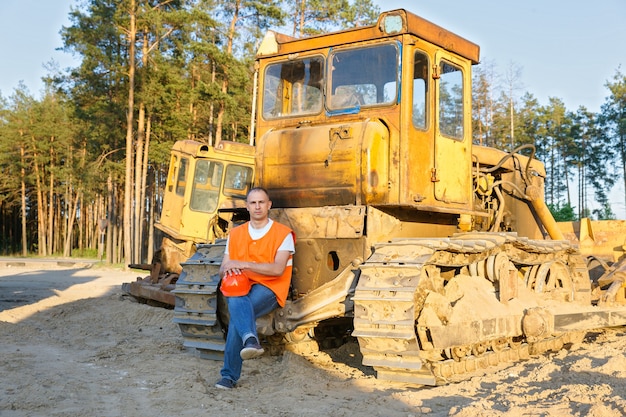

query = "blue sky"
[1,1,624,112]
[0,0,78,98]
[380,0,626,114]
[1,0,625,216]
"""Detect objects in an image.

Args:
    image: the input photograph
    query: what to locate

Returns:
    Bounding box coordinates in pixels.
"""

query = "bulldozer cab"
[255,9,479,216]
[156,140,255,244]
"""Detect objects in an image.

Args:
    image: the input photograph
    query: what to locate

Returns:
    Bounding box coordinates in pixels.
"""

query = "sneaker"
[240,336,264,360]
[215,377,236,390]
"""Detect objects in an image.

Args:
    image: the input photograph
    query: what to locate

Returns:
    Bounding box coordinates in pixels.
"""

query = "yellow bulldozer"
[123,139,254,305]
[134,9,626,385]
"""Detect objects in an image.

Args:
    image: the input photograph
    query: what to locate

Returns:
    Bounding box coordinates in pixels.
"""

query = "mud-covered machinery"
[172,9,626,385]
[123,139,254,305]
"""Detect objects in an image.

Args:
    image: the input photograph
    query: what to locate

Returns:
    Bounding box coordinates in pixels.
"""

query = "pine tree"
[599,68,626,216]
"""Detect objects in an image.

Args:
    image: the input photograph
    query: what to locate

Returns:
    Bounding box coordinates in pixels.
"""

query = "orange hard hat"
[220,272,252,297]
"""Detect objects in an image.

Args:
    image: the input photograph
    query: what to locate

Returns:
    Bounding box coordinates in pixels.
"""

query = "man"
[215,187,295,390]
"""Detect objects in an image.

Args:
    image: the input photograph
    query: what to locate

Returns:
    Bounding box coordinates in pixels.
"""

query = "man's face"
[246,190,272,221]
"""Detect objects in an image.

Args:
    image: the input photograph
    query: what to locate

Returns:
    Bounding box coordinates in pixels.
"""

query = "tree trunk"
[48,137,55,255]
[63,145,74,257]
[293,0,305,37]
[55,191,63,255]
[134,100,145,262]
[147,178,155,265]
[30,138,46,256]
[124,0,137,269]
[63,188,80,257]
[106,174,114,264]
[216,0,240,144]
[117,188,125,263]
[20,144,27,256]
[134,28,148,263]
[78,200,84,252]
[189,65,197,141]
[140,115,151,262]
[97,194,104,260]
[208,61,216,145]
[563,150,571,208]
[299,0,305,37]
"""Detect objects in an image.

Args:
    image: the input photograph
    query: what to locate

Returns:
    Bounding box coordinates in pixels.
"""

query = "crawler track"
[352,233,592,385]
[172,243,226,359]
[172,233,626,386]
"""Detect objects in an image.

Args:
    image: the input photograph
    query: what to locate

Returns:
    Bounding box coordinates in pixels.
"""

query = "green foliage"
[72,247,99,258]
[287,0,379,37]
[599,68,626,217]
[593,202,616,220]
[548,203,577,222]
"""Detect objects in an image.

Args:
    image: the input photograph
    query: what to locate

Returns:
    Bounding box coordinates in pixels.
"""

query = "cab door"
[433,52,472,206]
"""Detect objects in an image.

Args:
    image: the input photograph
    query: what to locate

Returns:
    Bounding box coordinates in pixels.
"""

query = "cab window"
[224,164,253,197]
[328,43,399,110]
[175,157,188,196]
[412,50,429,130]
[263,57,323,119]
[190,160,223,213]
[439,60,464,139]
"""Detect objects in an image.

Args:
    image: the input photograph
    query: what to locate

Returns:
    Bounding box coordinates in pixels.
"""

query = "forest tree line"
[0,0,624,266]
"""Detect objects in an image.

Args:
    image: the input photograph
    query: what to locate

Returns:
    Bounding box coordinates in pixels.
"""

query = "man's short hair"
[246,186,270,200]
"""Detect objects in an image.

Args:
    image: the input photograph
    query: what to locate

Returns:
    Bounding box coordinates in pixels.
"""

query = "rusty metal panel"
[122,281,175,306]
[259,122,363,207]
[271,206,367,293]
[558,219,626,262]
[260,119,391,208]
[272,206,365,239]
[553,308,626,331]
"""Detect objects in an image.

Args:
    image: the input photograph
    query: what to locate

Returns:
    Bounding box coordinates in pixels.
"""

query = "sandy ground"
[1,263,626,417]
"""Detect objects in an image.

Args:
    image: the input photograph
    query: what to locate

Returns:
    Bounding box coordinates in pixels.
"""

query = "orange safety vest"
[228,221,295,307]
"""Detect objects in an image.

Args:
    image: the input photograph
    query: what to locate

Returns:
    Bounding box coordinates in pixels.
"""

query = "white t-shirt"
[225,219,295,255]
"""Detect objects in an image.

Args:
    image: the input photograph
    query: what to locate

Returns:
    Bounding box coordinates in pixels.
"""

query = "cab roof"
[257,9,480,64]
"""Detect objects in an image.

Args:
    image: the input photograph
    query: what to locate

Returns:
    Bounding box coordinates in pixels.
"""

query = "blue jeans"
[220,283,278,383]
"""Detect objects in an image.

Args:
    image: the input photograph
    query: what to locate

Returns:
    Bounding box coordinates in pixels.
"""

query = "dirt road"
[1,263,625,417]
